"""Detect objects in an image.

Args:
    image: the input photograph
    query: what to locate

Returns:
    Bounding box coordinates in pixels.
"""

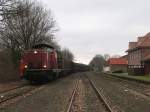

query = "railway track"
[87,76,114,112]
[66,80,79,112]
[0,84,27,95]
[0,84,42,105]
[67,74,115,112]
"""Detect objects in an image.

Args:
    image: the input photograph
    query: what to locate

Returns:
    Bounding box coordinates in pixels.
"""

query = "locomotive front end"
[22,50,49,81]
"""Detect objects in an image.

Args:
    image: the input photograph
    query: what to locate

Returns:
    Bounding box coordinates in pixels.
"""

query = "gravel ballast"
[70,75,107,112]
[87,72,150,112]
[0,74,77,112]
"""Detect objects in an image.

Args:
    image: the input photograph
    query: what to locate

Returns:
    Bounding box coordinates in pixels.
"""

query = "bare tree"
[0,0,14,16]
[61,48,74,61]
[0,0,19,21]
[89,54,105,72]
[0,0,57,52]
[61,48,74,70]
[104,54,110,61]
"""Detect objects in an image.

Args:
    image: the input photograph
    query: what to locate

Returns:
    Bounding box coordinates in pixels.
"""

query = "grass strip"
[106,73,150,84]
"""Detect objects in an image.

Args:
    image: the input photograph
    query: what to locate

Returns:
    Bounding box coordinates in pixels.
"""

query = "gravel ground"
[70,75,107,112]
[87,72,150,112]
[0,80,27,93]
[0,74,77,112]
[102,73,150,96]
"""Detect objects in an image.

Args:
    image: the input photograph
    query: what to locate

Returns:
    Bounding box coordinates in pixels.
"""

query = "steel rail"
[0,85,37,104]
[0,84,27,95]
[86,75,114,112]
[66,80,79,112]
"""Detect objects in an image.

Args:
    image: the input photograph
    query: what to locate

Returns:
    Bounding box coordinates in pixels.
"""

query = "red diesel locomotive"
[19,44,64,82]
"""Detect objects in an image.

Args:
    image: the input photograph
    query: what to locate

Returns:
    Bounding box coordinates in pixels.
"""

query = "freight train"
[19,44,89,83]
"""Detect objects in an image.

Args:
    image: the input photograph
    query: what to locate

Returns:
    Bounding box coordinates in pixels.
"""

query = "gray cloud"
[40,0,150,64]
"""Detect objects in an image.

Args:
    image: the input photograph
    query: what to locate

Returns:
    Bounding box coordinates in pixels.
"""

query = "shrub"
[112,70,123,73]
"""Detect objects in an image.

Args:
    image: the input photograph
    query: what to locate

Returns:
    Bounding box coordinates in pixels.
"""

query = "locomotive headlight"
[34,50,37,54]
[43,65,47,68]
[24,65,28,68]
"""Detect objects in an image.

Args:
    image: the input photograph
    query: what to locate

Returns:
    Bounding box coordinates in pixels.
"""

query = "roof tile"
[108,58,128,65]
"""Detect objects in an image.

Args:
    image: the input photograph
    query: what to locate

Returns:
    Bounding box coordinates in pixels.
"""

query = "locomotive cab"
[20,44,60,82]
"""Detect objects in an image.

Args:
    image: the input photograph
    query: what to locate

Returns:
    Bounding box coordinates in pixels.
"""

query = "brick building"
[127,33,150,75]
[107,57,128,73]
[143,55,150,74]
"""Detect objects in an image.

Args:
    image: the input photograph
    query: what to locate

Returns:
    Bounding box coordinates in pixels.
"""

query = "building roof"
[107,58,128,65]
[127,32,150,52]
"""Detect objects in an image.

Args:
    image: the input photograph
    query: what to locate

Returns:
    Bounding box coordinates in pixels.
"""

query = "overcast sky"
[40,0,150,64]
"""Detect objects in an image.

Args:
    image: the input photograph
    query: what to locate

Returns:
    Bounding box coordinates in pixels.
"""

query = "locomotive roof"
[32,44,54,49]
